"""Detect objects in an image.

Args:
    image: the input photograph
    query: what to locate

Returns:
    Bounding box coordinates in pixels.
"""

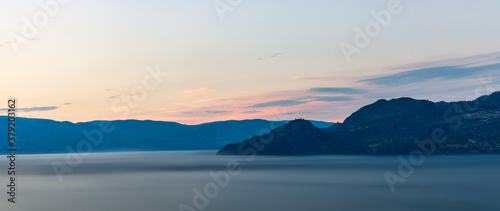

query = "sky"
[1,0,500,124]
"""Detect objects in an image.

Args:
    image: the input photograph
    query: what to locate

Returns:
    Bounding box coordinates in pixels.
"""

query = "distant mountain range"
[217,91,500,155]
[0,117,334,154]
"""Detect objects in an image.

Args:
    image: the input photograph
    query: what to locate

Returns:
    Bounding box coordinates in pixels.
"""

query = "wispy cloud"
[359,62,500,86]
[248,95,355,108]
[205,110,231,114]
[283,112,311,115]
[0,106,59,113]
[313,96,354,102]
[308,87,367,94]
[248,100,309,108]
[258,52,284,61]
[382,51,500,72]
[241,110,262,114]
[129,91,144,97]
[270,52,284,58]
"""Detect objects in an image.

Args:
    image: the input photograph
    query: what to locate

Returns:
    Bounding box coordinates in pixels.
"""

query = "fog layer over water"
[1,151,499,211]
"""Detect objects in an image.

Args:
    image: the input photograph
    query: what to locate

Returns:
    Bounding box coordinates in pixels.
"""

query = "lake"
[1,151,499,211]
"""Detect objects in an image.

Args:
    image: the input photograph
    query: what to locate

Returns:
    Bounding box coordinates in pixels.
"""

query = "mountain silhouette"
[217,119,331,155]
[218,91,500,155]
[0,117,334,154]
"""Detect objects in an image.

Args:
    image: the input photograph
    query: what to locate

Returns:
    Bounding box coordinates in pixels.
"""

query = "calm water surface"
[1,151,499,211]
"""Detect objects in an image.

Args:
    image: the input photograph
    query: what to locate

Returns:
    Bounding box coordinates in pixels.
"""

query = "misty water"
[1,151,499,211]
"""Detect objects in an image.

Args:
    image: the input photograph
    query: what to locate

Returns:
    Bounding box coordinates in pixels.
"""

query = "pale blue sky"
[1,0,499,124]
